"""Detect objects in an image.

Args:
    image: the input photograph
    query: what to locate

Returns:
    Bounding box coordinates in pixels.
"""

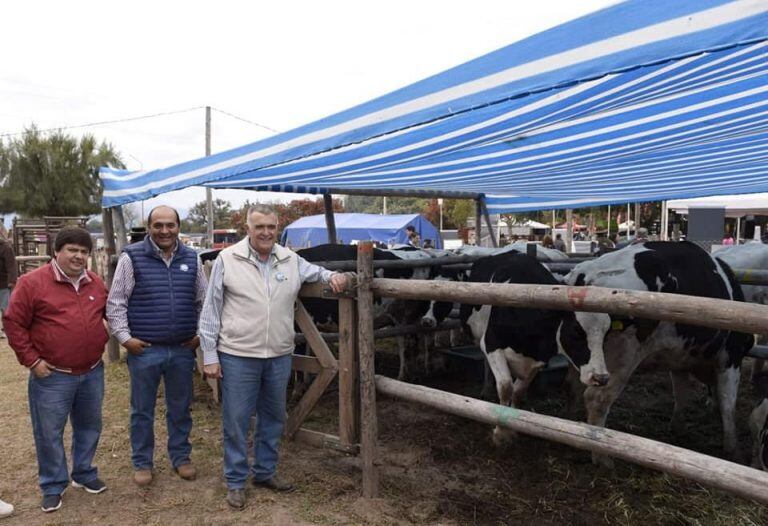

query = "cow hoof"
[492,427,517,446]
[592,453,615,469]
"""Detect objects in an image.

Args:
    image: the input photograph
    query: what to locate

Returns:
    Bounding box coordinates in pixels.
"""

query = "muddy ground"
[0,339,766,525]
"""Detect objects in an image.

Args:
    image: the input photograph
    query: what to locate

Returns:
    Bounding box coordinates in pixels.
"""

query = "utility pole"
[205,106,214,247]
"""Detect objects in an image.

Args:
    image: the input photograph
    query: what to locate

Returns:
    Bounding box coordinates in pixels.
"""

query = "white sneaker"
[0,498,13,518]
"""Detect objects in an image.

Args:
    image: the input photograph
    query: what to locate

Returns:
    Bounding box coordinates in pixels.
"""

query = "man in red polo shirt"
[4,227,109,513]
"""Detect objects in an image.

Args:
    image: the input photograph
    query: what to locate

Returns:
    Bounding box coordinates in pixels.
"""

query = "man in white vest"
[199,204,348,509]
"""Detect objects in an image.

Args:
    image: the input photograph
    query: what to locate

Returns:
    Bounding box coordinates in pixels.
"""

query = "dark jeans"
[219,352,292,489]
[126,345,195,470]
[28,363,104,496]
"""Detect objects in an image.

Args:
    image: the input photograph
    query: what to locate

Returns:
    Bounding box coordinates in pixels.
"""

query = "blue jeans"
[126,345,195,470]
[220,352,292,489]
[28,363,104,496]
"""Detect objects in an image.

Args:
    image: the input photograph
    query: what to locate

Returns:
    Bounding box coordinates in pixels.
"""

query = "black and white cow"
[454,242,570,261]
[459,251,610,445]
[422,243,567,329]
[749,374,768,470]
[561,241,754,463]
[715,242,768,379]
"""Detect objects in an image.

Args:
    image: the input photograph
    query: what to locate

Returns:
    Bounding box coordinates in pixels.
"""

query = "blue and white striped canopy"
[101,0,768,213]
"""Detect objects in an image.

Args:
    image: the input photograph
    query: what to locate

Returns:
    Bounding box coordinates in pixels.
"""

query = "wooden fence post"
[356,241,379,497]
[338,297,359,447]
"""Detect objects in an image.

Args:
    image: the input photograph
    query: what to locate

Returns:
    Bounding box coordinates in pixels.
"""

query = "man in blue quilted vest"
[107,206,207,487]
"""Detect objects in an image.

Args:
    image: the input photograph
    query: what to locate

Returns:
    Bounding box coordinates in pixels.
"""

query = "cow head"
[557,311,611,386]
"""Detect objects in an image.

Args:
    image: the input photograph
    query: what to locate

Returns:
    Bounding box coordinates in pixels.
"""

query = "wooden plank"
[292,354,322,374]
[295,301,338,370]
[338,297,359,448]
[376,375,768,505]
[294,428,359,455]
[195,347,220,404]
[370,278,768,335]
[357,241,379,498]
[284,368,337,439]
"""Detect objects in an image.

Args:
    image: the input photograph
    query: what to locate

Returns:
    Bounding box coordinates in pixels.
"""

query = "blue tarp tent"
[102,0,768,212]
[281,213,442,249]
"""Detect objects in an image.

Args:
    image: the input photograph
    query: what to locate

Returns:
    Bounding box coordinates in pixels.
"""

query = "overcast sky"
[1,0,617,223]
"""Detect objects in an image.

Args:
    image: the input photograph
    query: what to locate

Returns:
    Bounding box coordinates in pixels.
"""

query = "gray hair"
[246,204,278,227]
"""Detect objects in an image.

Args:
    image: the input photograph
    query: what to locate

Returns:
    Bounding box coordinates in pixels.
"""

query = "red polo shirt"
[3,263,109,374]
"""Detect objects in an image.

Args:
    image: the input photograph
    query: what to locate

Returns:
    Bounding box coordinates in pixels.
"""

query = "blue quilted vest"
[124,237,199,344]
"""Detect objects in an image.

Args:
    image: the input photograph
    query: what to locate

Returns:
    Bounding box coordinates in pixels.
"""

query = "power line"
[0,106,206,138]
[210,107,281,134]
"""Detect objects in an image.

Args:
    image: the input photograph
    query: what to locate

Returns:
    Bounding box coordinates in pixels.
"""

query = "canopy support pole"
[661,201,668,241]
[323,194,338,244]
[736,216,742,243]
[475,199,482,246]
[205,106,214,248]
[481,199,498,248]
[566,209,573,253]
[607,205,611,239]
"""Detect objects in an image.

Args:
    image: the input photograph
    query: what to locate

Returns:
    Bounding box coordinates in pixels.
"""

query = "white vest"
[217,239,301,358]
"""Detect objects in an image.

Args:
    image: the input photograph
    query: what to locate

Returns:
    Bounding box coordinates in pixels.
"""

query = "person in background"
[0,232,17,339]
[553,233,567,252]
[541,235,554,249]
[498,233,509,247]
[107,205,207,488]
[722,233,735,245]
[200,204,349,510]
[632,227,649,244]
[422,239,434,249]
[4,227,109,513]
[406,225,421,247]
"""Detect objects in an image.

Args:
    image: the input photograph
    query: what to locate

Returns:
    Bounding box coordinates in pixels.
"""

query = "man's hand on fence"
[329,272,349,294]
[123,337,151,355]
[203,363,222,379]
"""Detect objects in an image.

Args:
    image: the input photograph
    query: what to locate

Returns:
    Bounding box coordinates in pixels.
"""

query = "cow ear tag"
[611,320,624,331]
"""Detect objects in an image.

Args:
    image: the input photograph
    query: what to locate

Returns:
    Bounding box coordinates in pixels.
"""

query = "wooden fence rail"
[370,278,768,335]
[375,375,768,505]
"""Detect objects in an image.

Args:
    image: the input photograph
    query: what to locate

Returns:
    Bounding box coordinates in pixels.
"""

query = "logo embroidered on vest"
[180,264,189,272]
[275,271,287,282]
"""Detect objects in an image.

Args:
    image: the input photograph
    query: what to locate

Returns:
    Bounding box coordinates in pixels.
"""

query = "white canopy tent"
[667,192,768,217]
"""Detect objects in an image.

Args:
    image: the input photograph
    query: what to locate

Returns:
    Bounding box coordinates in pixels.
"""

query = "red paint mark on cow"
[568,288,589,310]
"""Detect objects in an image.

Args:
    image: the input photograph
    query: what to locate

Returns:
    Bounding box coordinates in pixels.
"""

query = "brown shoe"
[253,475,294,492]
[133,469,153,487]
[226,489,245,509]
[175,462,197,481]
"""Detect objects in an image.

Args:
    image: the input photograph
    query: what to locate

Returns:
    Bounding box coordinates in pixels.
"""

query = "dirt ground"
[1,339,767,525]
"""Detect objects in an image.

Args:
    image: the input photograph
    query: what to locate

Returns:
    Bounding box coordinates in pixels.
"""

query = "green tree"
[0,126,123,216]
[185,198,234,232]
[442,199,473,229]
